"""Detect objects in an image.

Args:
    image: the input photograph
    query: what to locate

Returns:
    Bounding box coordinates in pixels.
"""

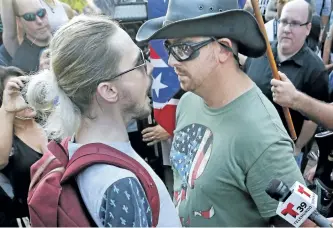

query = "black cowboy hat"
[136,0,266,58]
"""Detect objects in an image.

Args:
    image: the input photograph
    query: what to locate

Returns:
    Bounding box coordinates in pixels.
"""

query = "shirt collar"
[270,41,307,66]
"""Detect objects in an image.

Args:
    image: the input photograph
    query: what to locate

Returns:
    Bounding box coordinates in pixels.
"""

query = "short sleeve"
[245,140,305,218]
[98,177,153,227]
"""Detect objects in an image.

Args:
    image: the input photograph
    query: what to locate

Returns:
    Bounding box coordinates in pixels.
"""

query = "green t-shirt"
[170,85,305,227]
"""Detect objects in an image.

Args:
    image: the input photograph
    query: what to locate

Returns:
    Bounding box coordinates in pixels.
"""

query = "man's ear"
[306,22,312,36]
[215,38,233,63]
[96,82,119,103]
[217,38,233,48]
[16,17,23,29]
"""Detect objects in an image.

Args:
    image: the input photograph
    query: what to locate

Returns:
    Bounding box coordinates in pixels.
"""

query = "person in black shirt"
[243,0,329,171]
[0,66,47,226]
[3,0,52,73]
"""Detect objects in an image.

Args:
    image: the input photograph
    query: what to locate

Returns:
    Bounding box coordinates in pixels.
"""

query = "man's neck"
[277,43,302,62]
[197,68,254,109]
[26,35,50,47]
[75,113,130,145]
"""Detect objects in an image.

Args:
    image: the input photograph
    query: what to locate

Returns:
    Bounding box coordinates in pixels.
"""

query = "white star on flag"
[152,73,168,97]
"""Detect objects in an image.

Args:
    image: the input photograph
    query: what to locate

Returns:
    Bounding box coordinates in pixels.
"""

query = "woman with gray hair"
[25,15,180,227]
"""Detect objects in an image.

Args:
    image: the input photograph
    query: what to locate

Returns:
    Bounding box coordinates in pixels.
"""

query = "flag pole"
[250,0,297,141]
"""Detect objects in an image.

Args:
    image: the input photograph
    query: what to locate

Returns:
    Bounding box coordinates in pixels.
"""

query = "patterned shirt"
[68,141,181,227]
[99,177,152,227]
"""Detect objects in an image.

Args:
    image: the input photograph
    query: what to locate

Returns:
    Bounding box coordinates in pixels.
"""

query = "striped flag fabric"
[148,0,181,136]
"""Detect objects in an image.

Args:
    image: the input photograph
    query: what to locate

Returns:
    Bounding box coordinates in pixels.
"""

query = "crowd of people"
[0,0,333,227]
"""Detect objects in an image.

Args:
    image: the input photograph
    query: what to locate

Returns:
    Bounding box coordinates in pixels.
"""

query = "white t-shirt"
[265,19,278,42]
[68,140,181,227]
[41,0,69,34]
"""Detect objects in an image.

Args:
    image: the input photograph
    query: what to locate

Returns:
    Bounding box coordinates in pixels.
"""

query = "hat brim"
[136,10,266,58]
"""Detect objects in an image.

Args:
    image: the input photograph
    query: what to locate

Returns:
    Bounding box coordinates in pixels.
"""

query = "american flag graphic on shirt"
[99,177,152,227]
[170,124,215,226]
[171,124,213,188]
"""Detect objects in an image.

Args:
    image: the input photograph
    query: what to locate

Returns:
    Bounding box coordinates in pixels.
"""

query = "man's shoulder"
[75,164,141,225]
[303,46,325,70]
[178,92,200,109]
[78,163,137,186]
[235,87,292,144]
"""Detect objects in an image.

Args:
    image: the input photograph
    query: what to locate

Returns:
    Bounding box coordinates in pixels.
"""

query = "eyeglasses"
[19,8,47,22]
[114,49,147,79]
[278,19,309,28]
[164,38,214,62]
[99,49,147,84]
[164,37,240,64]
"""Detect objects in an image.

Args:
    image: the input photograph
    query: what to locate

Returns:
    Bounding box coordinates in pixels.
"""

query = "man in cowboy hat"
[136,0,310,226]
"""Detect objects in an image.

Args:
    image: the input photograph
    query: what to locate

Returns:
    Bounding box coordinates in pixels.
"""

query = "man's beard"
[121,94,151,121]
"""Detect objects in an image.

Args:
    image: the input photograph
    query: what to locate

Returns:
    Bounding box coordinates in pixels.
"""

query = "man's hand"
[271,72,300,110]
[142,125,170,146]
[304,165,317,184]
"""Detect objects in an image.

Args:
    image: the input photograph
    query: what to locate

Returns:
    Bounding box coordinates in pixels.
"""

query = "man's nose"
[283,23,292,33]
[35,16,43,24]
[168,53,179,67]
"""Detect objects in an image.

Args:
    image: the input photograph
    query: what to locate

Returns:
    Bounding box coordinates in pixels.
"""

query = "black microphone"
[266,179,332,227]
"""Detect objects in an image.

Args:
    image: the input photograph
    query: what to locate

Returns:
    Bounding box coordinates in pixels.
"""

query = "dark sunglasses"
[19,8,47,22]
[164,38,214,62]
[164,37,240,65]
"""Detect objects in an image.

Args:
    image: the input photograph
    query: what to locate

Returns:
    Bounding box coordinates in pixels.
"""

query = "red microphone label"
[281,203,299,218]
[276,182,317,227]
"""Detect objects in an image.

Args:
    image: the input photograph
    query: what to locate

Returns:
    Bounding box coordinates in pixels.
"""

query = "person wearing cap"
[136,0,308,226]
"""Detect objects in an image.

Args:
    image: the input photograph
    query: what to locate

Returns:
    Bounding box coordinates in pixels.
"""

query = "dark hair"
[306,14,321,52]
[0,66,25,106]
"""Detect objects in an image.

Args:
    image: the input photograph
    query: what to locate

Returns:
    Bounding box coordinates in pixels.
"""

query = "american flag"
[148,0,181,136]
[99,177,152,227]
[170,124,213,189]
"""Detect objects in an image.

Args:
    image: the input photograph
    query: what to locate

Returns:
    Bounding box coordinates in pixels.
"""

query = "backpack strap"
[28,137,71,192]
[61,143,160,227]
[46,137,71,166]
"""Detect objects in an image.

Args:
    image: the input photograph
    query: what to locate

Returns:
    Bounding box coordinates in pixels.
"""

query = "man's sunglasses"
[19,8,47,22]
[164,37,240,64]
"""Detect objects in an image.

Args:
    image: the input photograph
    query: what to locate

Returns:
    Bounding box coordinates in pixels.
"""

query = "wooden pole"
[250,0,297,141]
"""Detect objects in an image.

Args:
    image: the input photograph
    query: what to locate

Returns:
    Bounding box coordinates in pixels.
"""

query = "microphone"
[265,179,332,227]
